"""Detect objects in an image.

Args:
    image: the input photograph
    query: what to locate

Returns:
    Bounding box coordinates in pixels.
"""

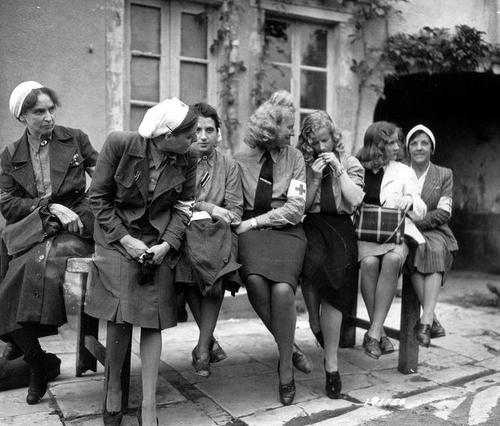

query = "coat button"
[38,254,45,261]
[33,292,39,298]
[223,257,229,263]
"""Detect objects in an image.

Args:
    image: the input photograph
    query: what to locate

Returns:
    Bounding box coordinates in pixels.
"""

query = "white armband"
[437,196,452,214]
[287,179,306,200]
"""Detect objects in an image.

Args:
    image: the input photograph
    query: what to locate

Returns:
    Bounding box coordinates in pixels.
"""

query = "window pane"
[264,19,291,63]
[130,105,149,131]
[262,63,291,100]
[180,62,207,104]
[131,5,161,54]
[181,13,207,59]
[301,27,327,67]
[131,57,159,102]
[300,70,326,109]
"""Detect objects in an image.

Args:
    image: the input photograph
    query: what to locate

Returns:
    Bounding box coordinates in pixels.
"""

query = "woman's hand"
[311,158,328,179]
[318,152,342,174]
[212,206,238,224]
[119,234,149,260]
[397,194,413,211]
[234,219,254,235]
[146,241,171,265]
[48,203,84,235]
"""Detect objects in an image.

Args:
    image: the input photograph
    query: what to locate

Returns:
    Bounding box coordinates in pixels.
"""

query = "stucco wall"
[0,0,107,152]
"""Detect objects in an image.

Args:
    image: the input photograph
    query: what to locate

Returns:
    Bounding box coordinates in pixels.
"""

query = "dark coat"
[0,125,97,336]
[84,131,197,329]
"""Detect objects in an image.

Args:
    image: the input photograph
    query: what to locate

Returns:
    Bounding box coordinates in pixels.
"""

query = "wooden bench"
[64,257,131,409]
[340,274,420,374]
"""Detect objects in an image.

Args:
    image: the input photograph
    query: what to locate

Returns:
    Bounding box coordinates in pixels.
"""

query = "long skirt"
[238,223,306,292]
[302,213,358,314]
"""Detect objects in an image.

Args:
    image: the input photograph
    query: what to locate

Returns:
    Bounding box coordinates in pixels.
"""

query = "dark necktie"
[320,168,337,214]
[254,150,273,212]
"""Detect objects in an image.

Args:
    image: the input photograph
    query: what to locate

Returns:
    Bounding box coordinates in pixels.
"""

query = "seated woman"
[175,102,243,377]
[356,121,427,359]
[0,81,97,404]
[298,111,364,398]
[406,124,458,347]
[84,98,197,426]
[234,101,307,405]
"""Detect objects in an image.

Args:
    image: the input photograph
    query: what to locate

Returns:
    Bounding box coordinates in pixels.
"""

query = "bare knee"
[382,252,403,272]
[360,256,379,274]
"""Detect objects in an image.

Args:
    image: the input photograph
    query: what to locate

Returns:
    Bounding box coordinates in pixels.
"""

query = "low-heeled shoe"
[379,336,395,355]
[292,344,312,374]
[209,338,227,363]
[279,378,296,405]
[362,332,381,359]
[325,370,342,399]
[26,352,60,405]
[414,321,431,347]
[192,348,210,377]
[103,408,123,426]
[430,319,446,338]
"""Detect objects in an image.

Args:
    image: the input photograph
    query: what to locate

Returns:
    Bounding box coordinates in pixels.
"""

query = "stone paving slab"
[0,386,54,417]
[314,405,390,425]
[0,411,62,425]
[240,404,305,426]
[419,364,491,385]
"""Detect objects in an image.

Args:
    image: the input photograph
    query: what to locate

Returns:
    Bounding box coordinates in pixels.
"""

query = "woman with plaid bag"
[356,121,427,360]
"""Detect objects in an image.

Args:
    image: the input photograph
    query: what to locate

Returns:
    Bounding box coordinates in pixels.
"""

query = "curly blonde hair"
[244,102,293,149]
[297,110,342,165]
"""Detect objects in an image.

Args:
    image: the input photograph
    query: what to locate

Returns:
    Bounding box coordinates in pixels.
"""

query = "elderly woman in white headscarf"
[84,98,198,426]
[405,124,458,348]
[0,81,97,404]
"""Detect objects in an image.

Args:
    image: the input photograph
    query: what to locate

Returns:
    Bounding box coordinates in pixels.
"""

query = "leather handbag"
[354,204,406,244]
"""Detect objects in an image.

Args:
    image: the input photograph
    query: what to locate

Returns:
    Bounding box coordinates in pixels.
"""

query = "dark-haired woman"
[234,101,307,405]
[0,81,97,404]
[356,121,427,360]
[85,98,197,426]
[298,111,364,398]
[406,124,458,347]
[175,102,243,377]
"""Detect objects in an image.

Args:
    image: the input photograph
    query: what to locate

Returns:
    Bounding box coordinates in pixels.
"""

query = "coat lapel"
[420,163,439,205]
[9,132,38,197]
[152,155,187,201]
[50,126,78,195]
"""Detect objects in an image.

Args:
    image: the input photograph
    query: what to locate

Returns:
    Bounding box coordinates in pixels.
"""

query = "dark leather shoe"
[209,338,227,363]
[26,352,50,405]
[279,378,296,405]
[292,344,312,374]
[192,348,210,377]
[430,319,446,338]
[325,370,341,399]
[2,341,23,360]
[414,321,431,347]
[103,408,123,426]
[363,332,381,359]
[379,336,394,355]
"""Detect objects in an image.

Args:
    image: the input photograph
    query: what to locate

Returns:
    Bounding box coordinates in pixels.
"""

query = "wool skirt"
[302,213,358,314]
[238,223,306,292]
[84,234,177,330]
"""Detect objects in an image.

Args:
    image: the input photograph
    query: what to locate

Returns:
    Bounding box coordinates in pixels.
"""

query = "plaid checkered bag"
[354,204,406,244]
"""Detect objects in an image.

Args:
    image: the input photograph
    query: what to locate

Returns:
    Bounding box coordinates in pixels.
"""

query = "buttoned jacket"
[89,131,196,251]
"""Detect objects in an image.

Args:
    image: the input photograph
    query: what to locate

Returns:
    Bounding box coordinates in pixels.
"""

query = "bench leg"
[75,271,98,376]
[398,274,420,374]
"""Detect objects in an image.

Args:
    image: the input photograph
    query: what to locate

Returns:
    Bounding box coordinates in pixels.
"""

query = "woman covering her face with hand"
[298,110,364,399]
[405,124,458,347]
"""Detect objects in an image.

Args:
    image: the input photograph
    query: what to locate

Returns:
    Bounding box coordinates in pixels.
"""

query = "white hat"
[406,124,436,151]
[138,97,190,139]
[9,81,43,118]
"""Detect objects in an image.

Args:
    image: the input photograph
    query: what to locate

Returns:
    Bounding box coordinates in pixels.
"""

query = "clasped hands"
[311,152,342,179]
[119,234,171,265]
[48,203,84,235]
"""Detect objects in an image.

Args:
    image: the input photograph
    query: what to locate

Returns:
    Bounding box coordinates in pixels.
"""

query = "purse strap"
[382,205,410,244]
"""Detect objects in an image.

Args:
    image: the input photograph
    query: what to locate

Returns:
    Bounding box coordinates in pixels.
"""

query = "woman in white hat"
[0,81,97,404]
[84,98,198,426]
[405,124,458,347]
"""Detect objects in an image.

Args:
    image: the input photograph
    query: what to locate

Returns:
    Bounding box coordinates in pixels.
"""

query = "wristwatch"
[249,218,258,229]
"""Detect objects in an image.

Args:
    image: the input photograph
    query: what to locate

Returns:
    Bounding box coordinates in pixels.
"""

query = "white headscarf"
[9,81,43,118]
[406,124,436,152]
[138,97,190,139]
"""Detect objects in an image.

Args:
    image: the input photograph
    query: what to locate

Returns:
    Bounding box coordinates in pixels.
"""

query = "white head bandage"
[138,97,190,139]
